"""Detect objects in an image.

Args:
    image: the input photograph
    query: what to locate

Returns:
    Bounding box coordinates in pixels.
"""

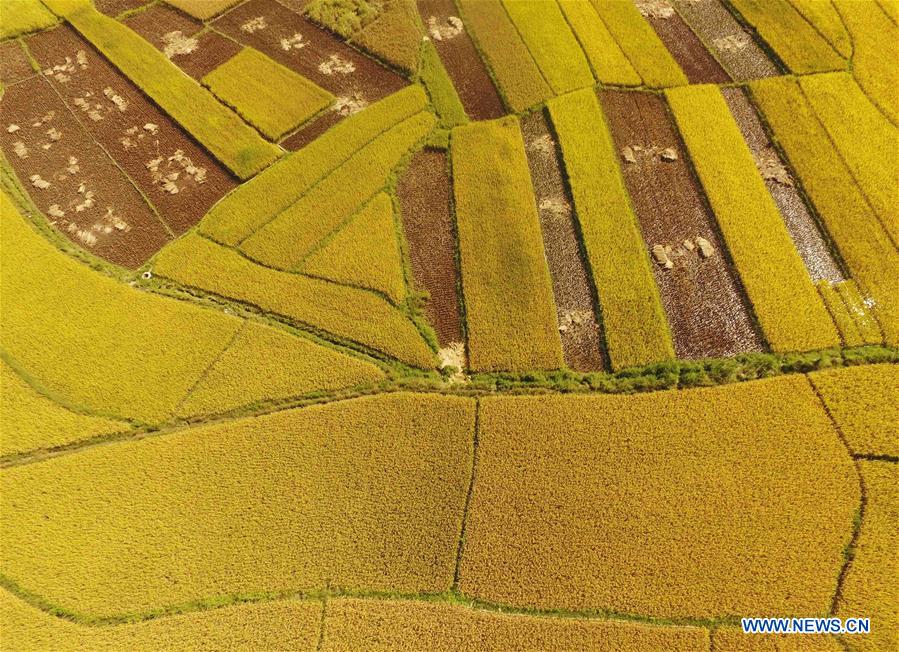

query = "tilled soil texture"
[213,0,406,116]
[171,31,243,80]
[599,89,763,358]
[722,88,844,283]
[671,0,779,81]
[396,149,463,348]
[0,41,35,86]
[95,0,150,17]
[1,77,170,267]
[417,0,505,120]
[281,109,342,151]
[28,26,237,236]
[520,112,605,372]
[123,4,202,55]
[636,1,729,83]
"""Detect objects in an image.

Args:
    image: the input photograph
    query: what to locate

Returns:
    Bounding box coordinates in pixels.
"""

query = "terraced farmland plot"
[0,40,36,86]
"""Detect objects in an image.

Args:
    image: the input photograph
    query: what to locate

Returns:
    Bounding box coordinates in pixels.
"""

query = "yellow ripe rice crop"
[42,0,280,179]
[153,234,437,368]
[163,0,243,20]
[202,48,335,142]
[0,0,57,39]
[501,0,594,95]
[808,364,898,458]
[321,598,710,651]
[835,461,898,652]
[350,0,422,74]
[817,281,864,348]
[458,376,858,618]
[835,281,883,345]
[0,361,129,458]
[1,191,240,423]
[1,393,475,619]
[299,192,407,305]
[799,73,899,247]
[557,0,641,87]
[200,85,428,245]
[456,0,551,113]
[177,321,384,418]
[419,41,468,129]
[728,0,846,73]
[832,0,899,125]
[788,0,852,58]
[307,0,381,37]
[588,0,687,87]
[241,110,436,269]
[749,76,899,346]
[666,84,839,353]
[548,88,674,369]
[0,589,321,651]
[711,627,842,651]
[451,117,563,372]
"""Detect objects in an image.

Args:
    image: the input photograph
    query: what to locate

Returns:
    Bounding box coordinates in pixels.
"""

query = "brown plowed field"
[642,8,730,83]
[417,0,505,121]
[0,41,35,86]
[28,26,237,236]
[599,89,763,358]
[281,109,342,151]
[722,88,844,283]
[95,0,149,17]
[672,0,779,81]
[123,4,202,53]
[171,31,242,80]
[0,77,170,267]
[520,111,605,372]
[396,149,463,347]
[213,0,407,107]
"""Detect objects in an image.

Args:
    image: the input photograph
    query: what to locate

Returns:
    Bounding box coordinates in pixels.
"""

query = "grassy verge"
[557,0,640,87]
[666,84,839,353]
[451,117,563,372]
[548,89,674,370]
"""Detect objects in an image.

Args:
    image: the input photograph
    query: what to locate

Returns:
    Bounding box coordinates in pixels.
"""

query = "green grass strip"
[418,41,468,129]
[666,84,839,353]
[548,88,674,370]
[728,0,846,74]
[557,0,640,87]
[501,0,594,95]
[241,111,437,269]
[451,117,563,372]
[202,48,334,142]
[588,0,687,88]
[456,0,551,113]
[750,76,899,347]
[42,0,280,179]
[200,85,428,245]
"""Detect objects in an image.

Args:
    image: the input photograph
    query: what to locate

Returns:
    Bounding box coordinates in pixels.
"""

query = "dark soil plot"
[1,77,170,268]
[281,109,342,151]
[417,0,504,121]
[169,30,242,80]
[122,4,202,54]
[636,1,729,83]
[213,0,406,113]
[27,26,237,236]
[95,0,150,17]
[0,41,35,86]
[722,88,844,283]
[520,111,605,372]
[396,149,463,347]
[671,0,779,80]
[599,89,763,358]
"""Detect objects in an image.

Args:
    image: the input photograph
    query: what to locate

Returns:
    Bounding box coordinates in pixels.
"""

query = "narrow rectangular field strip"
[557,0,640,87]
[501,0,594,95]
[666,84,839,352]
[451,118,563,372]
[202,47,334,141]
[749,76,899,346]
[42,0,280,179]
[200,85,428,245]
[548,89,674,370]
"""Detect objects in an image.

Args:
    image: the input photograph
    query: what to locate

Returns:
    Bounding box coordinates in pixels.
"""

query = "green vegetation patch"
[154,234,437,368]
[750,76,899,347]
[666,84,839,353]
[729,0,846,73]
[307,0,381,37]
[202,48,334,141]
[43,0,280,179]
[0,0,57,39]
[456,0,551,113]
[557,0,640,87]
[451,117,563,372]
[418,41,468,129]
[241,110,436,269]
[548,88,674,370]
[501,0,594,95]
[200,85,428,245]
[588,0,687,87]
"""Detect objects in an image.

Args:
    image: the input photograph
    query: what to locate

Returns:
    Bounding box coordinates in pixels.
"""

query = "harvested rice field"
[1,1,896,649]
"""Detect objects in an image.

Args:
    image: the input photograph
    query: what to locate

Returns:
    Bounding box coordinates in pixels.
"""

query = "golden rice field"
[1,0,896,650]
